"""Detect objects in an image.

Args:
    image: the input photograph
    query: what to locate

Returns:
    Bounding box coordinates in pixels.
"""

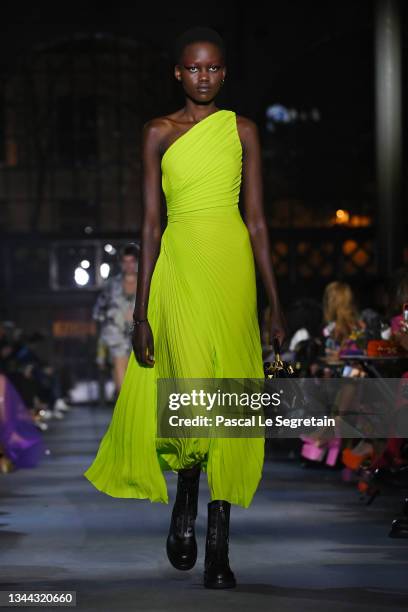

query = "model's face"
[175,42,226,104]
[121,255,138,275]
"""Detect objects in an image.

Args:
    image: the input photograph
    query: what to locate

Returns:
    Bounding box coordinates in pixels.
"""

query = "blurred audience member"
[93,243,139,393]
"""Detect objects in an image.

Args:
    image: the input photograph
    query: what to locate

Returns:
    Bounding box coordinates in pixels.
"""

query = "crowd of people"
[261,267,408,526]
[0,242,140,474]
[2,261,408,532]
[0,321,70,473]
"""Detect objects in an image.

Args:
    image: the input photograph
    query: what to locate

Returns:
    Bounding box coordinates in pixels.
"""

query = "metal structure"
[375,0,404,275]
[0,32,173,235]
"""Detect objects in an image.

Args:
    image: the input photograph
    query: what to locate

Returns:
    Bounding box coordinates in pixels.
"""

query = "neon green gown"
[83,109,265,508]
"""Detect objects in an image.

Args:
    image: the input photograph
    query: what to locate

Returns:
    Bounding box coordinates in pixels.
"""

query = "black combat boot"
[204,499,236,588]
[166,463,201,570]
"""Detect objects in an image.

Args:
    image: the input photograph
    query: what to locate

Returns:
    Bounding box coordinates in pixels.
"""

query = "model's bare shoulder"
[235,114,260,154]
[142,113,185,157]
[141,117,165,153]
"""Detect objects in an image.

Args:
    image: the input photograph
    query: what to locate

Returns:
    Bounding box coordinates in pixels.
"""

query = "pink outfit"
[300,435,342,466]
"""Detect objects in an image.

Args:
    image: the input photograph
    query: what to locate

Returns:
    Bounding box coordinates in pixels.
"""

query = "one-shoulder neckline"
[161,109,230,166]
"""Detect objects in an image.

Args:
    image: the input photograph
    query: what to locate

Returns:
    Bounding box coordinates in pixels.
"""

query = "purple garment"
[0,374,45,468]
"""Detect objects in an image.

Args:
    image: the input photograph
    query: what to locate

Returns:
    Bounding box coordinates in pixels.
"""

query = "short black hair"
[173,26,226,65]
[121,242,139,259]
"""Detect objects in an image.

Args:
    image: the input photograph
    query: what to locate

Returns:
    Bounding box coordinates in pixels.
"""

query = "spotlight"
[104,243,116,255]
[336,209,350,224]
[74,267,90,286]
[100,263,110,279]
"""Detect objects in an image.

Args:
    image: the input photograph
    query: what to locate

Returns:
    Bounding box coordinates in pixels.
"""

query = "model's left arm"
[240,116,287,346]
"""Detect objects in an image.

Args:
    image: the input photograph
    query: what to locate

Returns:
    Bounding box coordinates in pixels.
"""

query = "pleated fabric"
[83,109,265,508]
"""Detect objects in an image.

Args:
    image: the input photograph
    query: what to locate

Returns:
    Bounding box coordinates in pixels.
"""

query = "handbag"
[264,338,296,379]
[263,338,303,420]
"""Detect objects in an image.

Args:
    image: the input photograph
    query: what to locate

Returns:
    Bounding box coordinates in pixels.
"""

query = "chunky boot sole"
[166,537,197,570]
[204,500,237,588]
[204,571,236,589]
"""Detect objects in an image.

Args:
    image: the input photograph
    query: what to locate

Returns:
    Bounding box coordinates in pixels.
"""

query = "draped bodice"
[161,110,242,222]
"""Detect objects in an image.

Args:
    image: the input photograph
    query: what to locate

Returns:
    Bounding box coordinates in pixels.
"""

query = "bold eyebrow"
[184,61,221,65]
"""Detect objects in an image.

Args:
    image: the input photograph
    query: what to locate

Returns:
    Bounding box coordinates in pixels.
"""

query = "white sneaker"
[38,408,53,420]
[54,398,70,412]
[35,421,49,431]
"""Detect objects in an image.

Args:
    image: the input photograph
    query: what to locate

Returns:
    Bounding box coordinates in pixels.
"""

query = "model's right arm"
[132,119,163,366]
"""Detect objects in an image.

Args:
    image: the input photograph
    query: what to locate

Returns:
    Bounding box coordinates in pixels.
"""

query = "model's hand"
[269,305,287,347]
[132,321,155,367]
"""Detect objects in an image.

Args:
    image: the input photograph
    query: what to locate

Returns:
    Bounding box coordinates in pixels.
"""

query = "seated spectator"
[322,281,366,361]
[0,321,69,429]
[0,372,45,470]
[388,267,408,352]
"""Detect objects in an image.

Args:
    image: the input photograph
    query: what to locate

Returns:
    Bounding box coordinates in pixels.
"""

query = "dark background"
[0,0,406,383]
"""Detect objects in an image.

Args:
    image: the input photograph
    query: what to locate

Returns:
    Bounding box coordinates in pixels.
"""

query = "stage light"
[80,259,90,269]
[100,263,110,279]
[266,104,290,123]
[74,267,90,286]
[266,104,321,125]
[336,209,350,222]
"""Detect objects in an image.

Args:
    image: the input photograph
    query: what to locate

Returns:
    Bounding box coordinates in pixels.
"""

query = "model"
[83,25,286,589]
[93,243,139,393]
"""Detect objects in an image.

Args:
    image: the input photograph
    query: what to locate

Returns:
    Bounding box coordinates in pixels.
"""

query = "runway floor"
[1,404,408,611]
